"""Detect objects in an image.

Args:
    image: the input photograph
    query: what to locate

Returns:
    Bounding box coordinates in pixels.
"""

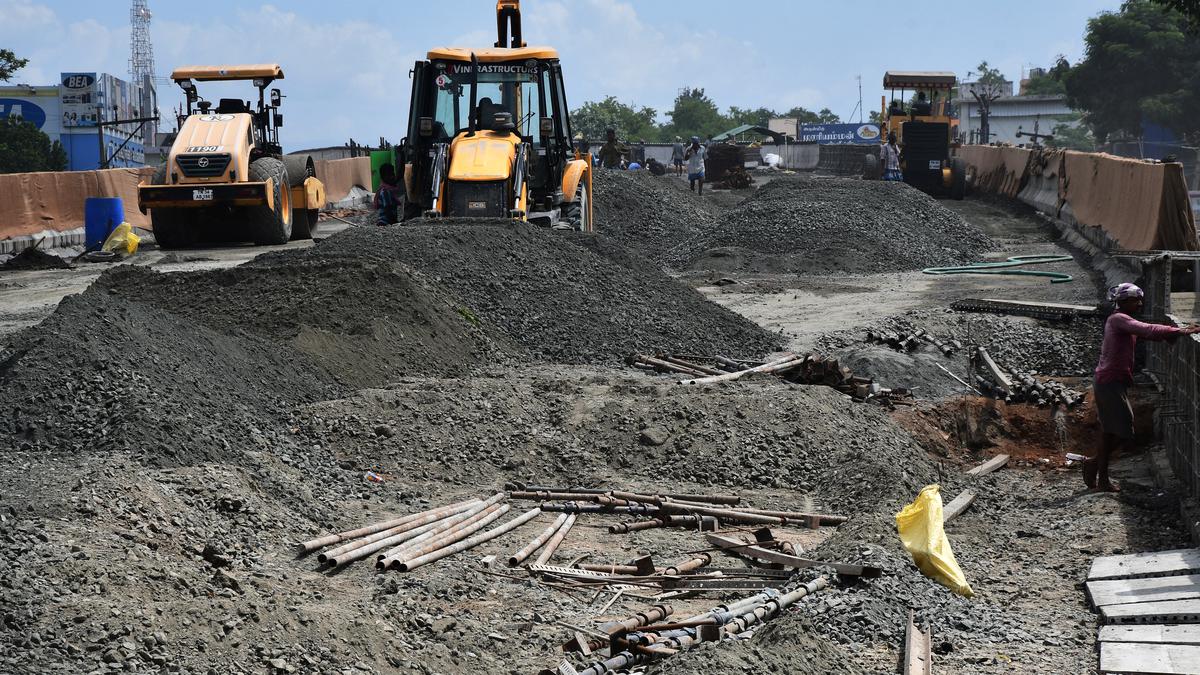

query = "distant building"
[768,118,799,140]
[954,94,1076,146]
[960,78,1016,99]
[0,72,157,171]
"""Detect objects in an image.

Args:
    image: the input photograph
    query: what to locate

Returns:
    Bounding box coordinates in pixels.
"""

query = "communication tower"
[128,1,155,84]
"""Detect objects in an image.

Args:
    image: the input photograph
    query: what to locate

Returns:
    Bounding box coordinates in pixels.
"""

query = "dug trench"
[0,172,1189,674]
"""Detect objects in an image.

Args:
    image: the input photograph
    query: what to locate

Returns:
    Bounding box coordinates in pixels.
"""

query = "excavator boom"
[495,0,525,48]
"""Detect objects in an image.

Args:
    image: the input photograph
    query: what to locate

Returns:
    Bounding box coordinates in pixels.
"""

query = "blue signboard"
[0,98,48,129]
[800,123,882,145]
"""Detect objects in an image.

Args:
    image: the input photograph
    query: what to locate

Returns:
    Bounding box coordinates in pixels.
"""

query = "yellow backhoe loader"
[138,64,325,248]
[399,0,593,231]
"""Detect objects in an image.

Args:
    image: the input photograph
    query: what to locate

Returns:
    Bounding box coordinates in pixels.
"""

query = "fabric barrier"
[314,157,372,205]
[960,146,1199,252]
[0,167,154,241]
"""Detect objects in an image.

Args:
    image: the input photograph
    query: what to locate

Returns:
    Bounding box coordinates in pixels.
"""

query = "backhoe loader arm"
[495,0,525,48]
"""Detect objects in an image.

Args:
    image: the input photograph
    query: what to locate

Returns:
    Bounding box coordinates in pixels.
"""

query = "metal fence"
[1142,256,1200,501]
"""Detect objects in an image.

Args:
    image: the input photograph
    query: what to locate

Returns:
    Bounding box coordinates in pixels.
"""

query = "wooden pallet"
[1088,575,1200,608]
[1089,549,1200,582]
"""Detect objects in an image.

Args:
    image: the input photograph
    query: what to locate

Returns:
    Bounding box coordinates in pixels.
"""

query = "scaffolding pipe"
[296,497,480,554]
[317,499,480,562]
[372,493,505,564]
[398,507,542,573]
[324,500,495,569]
[531,513,577,566]
[508,512,569,566]
[377,499,507,569]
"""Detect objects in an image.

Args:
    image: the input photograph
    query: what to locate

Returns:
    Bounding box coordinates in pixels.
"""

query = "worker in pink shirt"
[1086,283,1200,492]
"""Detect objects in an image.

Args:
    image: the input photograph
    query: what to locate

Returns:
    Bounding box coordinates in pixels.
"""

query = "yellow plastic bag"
[101,222,140,255]
[896,485,974,597]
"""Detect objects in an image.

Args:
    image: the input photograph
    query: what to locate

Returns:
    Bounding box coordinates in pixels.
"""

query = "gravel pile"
[592,169,721,267]
[283,222,784,364]
[0,247,72,271]
[678,176,995,274]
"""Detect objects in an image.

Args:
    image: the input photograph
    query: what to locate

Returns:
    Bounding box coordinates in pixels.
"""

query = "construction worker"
[374,163,404,225]
[597,128,628,169]
[881,132,902,181]
[671,136,685,176]
[684,136,706,195]
[1086,283,1200,492]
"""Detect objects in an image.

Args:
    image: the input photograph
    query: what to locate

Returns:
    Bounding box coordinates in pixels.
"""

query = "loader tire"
[148,164,200,249]
[284,155,318,240]
[248,157,292,245]
[561,178,593,232]
[950,158,967,200]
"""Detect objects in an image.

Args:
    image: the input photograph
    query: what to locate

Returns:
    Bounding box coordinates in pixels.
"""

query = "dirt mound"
[1,247,72,271]
[648,615,861,674]
[592,169,722,267]
[96,261,505,388]
[0,289,335,467]
[284,222,784,364]
[680,176,995,274]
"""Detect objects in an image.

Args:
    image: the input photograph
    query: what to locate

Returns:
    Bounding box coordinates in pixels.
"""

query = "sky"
[1,0,1125,150]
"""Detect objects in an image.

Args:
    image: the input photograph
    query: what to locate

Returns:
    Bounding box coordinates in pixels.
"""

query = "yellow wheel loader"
[398,0,593,231]
[137,64,325,248]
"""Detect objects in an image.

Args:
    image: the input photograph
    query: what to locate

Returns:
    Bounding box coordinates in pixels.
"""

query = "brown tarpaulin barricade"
[959,146,1198,252]
[0,167,155,240]
[314,157,372,204]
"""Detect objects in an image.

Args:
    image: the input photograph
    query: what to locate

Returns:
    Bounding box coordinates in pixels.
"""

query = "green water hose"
[922,255,1075,284]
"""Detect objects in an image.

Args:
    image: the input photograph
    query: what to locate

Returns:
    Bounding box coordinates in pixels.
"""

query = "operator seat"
[476,97,500,130]
[216,98,250,114]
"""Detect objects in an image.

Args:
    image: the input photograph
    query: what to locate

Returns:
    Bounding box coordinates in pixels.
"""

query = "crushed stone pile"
[678,176,995,274]
[279,222,784,364]
[592,169,721,267]
[0,247,72,271]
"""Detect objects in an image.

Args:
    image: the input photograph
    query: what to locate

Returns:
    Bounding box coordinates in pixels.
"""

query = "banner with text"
[799,123,881,145]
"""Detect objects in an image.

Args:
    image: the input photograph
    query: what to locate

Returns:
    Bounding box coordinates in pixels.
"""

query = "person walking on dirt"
[671,136,685,175]
[1086,283,1200,492]
[685,136,706,195]
[374,163,404,226]
[881,132,903,182]
[598,128,629,169]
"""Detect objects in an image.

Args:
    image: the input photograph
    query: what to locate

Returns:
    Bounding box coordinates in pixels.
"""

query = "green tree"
[1024,59,1069,96]
[1152,0,1200,29]
[725,106,778,128]
[1044,114,1097,151]
[781,106,839,125]
[1065,0,1200,142]
[0,49,28,82]
[0,116,68,173]
[570,96,659,142]
[967,60,1008,143]
[663,87,725,139]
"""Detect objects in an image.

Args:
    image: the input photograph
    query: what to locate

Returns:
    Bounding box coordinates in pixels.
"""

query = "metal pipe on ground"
[324,501,494,569]
[510,491,607,502]
[576,651,642,675]
[508,512,569,566]
[398,507,542,573]
[512,486,738,506]
[629,354,707,377]
[729,507,847,527]
[681,354,800,385]
[659,355,725,377]
[609,491,740,507]
[297,497,480,555]
[371,493,505,566]
[662,553,711,576]
[380,503,511,570]
[600,604,673,635]
[531,513,576,566]
[540,503,662,516]
[658,501,786,526]
[722,577,828,636]
[317,499,481,563]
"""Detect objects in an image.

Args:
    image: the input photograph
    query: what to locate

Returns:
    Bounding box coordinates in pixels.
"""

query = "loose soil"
[0,175,1190,675]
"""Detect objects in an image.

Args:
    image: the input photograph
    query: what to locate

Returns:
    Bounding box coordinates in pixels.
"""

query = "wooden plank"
[966,454,1010,477]
[903,609,932,675]
[1100,642,1200,674]
[704,533,881,578]
[1089,575,1200,608]
[1100,625,1200,645]
[1089,549,1200,581]
[975,348,1012,392]
[1102,599,1200,625]
[942,490,977,524]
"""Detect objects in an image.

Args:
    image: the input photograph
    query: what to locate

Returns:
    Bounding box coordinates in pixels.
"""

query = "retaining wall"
[959,146,1199,252]
[0,167,154,252]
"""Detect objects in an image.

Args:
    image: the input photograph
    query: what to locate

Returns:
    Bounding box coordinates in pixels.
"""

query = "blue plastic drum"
[84,197,124,249]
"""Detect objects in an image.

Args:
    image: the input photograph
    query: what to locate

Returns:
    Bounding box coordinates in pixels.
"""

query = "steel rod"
[531,513,576,566]
[317,499,481,562]
[381,504,511,570]
[398,507,542,573]
[297,497,479,554]
[508,512,569,566]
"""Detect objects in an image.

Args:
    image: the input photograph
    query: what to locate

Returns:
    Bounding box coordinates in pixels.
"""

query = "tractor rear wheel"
[560,178,592,232]
[284,155,319,240]
[248,157,292,245]
[148,164,200,249]
[950,158,967,200]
